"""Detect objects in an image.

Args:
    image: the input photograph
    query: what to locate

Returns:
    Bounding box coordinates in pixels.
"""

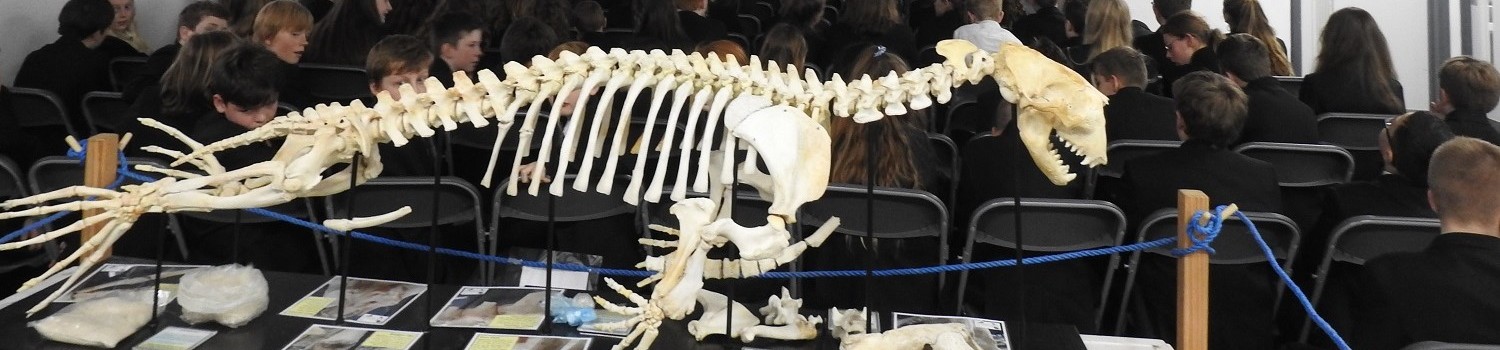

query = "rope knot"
[1171,204,1235,257]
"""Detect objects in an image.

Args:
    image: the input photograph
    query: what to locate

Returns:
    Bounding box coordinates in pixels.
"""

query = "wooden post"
[1176,190,1210,350]
[81,134,120,259]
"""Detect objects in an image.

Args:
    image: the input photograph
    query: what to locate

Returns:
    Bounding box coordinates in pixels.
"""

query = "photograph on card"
[278,277,426,325]
[492,248,602,292]
[58,264,208,303]
[892,312,1010,350]
[282,325,422,350]
[464,333,592,350]
[430,286,565,329]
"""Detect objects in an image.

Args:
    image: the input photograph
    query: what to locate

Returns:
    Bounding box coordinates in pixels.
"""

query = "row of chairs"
[0,150,1445,341]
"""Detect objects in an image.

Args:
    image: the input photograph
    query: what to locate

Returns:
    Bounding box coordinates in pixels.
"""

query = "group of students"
[1,0,1499,349]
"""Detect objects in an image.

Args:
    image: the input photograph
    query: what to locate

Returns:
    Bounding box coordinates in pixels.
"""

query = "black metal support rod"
[727,150,740,337]
[543,188,557,333]
[864,123,879,331]
[337,154,359,325]
[426,134,443,338]
[1010,124,1028,345]
[231,210,242,264]
[150,216,166,327]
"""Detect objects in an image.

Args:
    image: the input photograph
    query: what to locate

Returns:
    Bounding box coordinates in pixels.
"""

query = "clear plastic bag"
[30,288,154,348]
[176,264,268,328]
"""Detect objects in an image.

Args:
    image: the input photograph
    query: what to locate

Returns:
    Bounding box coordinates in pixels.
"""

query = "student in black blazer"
[676,0,728,45]
[1090,46,1177,142]
[1354,138,1500,350]
[1293,112,1453,345]
[1012,0,1067,46]
[1120,72,1282,350]
[1432,56,1500,145]
[15,0,115,134]
[1218,34,1317,145]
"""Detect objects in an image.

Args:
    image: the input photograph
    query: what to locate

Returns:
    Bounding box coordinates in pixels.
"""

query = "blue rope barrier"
[1235,209,1350,350]
[1172,209,1223,257]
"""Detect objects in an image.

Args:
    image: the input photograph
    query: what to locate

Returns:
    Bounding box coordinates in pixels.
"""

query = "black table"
[0,260,1086,350]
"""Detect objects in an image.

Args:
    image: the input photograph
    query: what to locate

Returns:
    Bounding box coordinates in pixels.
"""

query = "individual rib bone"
[597,51,659,194]
[506,58,565,195]
[669,85,712,201]
[621,70,680,205]
[528,51,588,195]
[691,86,734,193]
[572,62,632,192]
[642,79,696,203]
[323,206,413,232]
[549,50,613,196]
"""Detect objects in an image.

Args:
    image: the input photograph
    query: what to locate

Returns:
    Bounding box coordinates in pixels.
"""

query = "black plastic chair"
[1300,215,1439,342]
[1115,208,1300,334]
[324,176,487,276]
[956,198,1126,329]
[749,1,776,23]
[1096,139,1180,179]
[727,33,751,55]
[25,156,189,261]
[928,132,959,220]
[0,154,52,273]
[8,86,84,138]
[298,63,374,105]
[108,56,149,92]
[82,91,130,133]
[1316,113,1396,151]
[491,174,635,279]
[1402,342,1500,350]
[1233,142,1355,187]
[736,15,762,37]
[1273,76,1303,97]
[799,184,950,311]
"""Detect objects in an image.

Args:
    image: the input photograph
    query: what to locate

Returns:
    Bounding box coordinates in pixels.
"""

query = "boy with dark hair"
[1121,71,1281,350]
[1091,46,1176,141]
[499,17,560,66]
[124,1,232,101]
[573,0,610,48]
[183,43,319,273]
[427,12,485,87]
[192,44,284,170]
[1216,33,1317,145]
[1355,137,1500,349]
[1432,56,1500,145]
[15,0,115,135]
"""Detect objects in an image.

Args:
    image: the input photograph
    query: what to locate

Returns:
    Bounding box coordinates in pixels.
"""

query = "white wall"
[0,0,190,86]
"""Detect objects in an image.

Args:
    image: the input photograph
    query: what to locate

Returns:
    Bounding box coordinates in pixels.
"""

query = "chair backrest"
[1324,215,1440,265]
[1098,139,1180,179]
[1137,208,1300,264]
[1273,75,1303,97]
[493,174,635,223]
[298,63,374,104]
[324,176,483,229]
[750,2,776,22]
[736,15,762,36]
[927,132,958,205]
[7,86,81,137]
[1402,342,1500,350]
[0,155,26,201]
[27,156,160,195]
[1233,142,1355,187]
[108,56,149,92]
[968,198,1126,252]
[81,91,129,133]
[799,184,948,240]
[1317,113,1395,151]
